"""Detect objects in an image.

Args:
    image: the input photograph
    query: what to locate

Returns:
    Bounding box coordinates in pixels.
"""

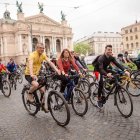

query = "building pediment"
[25,14,61,26]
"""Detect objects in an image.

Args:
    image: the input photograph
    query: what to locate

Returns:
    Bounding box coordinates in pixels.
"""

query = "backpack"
[92,55,101,67]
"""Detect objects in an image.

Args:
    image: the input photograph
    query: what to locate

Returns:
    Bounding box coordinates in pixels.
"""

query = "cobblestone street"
[0,80,140,140]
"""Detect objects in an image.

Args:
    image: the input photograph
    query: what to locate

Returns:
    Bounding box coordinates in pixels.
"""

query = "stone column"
[42,36,45,45]
[63,37,65,49]
[19,34,22,55]
[4,37,7,55]
[52,36,55,54]
[28,34,32,53]
[1,38,4,55]
[54,37,56,53]
[65,37,68,48]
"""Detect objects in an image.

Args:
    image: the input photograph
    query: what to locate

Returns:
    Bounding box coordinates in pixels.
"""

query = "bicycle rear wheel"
[22,89,39,116]
[78,79,91,99]
[71,88,88,116]
[115,87,133,118]
[126,79,140,97]
[85,74,95,83]
[89,82,99,106]
[48,90,70,126]
[2,80,11,97]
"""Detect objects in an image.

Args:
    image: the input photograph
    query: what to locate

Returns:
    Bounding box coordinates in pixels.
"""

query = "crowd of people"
[1,42,140,112]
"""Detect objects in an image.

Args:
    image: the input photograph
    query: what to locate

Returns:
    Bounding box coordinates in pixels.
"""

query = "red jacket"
[0,64,6,73]
[57,58,79,74]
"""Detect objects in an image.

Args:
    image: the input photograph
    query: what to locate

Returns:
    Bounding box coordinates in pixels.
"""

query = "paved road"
[0,79,140,140]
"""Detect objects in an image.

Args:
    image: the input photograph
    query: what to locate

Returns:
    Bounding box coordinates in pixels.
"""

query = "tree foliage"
[74,43,91,55]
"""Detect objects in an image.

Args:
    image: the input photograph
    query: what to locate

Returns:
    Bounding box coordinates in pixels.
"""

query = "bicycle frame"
[103,76,122,106]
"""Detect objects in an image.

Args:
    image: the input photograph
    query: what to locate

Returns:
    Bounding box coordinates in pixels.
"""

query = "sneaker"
[96,100,103,109]
[27,93,34,103]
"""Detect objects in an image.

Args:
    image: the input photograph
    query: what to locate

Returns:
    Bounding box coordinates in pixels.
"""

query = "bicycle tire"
[126,79,140,97]
[71,88,88,116]
[2,80,11,97]
[89,82,99,106]
[85,74,95,83]
[115,86,133,118]
[78,79,91,99]
[22,88,39,116]
[48,90,70,126]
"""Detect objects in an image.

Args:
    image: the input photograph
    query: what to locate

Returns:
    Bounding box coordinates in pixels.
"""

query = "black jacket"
[93,54,125,75]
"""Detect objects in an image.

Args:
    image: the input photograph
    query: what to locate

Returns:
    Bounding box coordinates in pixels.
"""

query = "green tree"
[74,43,91,55]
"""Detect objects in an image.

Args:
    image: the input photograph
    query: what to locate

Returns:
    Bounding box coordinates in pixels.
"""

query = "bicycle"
[55,73,88,116]
[90,74,133,118]
[21,73,70,126]
[0,73,11,97]
[120,75,140,97]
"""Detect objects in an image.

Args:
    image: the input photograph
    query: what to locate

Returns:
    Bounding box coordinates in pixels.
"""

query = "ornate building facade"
[0,10,73,64]
[121,21,140,57]
[75,32,122,56]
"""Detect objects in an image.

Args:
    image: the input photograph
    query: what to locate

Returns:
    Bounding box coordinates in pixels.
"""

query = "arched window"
[126,44,129,50]
[136,42,139,48]
[131,43,133,50]
[45,38,50,54]
[56,39,61,52]
[32,38,38,51]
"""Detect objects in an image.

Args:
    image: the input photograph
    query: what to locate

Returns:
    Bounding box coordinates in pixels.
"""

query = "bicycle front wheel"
[71,88,88,116]
[115,87,133,118]
[2,80,11,97]
[48,90,70,126]
[126,79,140,97]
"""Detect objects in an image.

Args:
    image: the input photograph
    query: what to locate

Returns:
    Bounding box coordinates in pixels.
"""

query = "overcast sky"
[0,0,139,41]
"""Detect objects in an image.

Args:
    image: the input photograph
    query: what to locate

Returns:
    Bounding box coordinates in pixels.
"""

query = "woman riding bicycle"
[57,49,82,99]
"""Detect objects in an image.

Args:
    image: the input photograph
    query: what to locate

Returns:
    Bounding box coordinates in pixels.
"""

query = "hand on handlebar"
[107,73,113,78]
[124,71,130,77]
[31,75,38,81]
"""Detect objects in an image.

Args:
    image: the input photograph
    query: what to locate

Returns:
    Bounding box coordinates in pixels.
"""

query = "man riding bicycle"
[7,58,17,80]
[92,45,130,108]
[24,43,60,112]
[0,58,8,93]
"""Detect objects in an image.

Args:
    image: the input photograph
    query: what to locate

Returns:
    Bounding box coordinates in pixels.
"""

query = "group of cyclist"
[1,42,140,113]
[0,58,17,93]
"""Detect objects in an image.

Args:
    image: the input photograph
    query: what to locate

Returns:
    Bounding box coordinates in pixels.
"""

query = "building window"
[136,42,139,48]
[130,36,133,40]
[97,38,100,41]
[126,37,128,41]
[126,44,129,50]
[56,39,61,52]
[134,27,137,32]
[135,35,138,39]
[32,38,38,51]
[125,30,128,34]
[131,43,133,49]
[130,29,132,32]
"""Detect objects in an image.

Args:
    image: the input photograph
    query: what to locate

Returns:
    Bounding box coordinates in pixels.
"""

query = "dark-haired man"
[92,45,129,108]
